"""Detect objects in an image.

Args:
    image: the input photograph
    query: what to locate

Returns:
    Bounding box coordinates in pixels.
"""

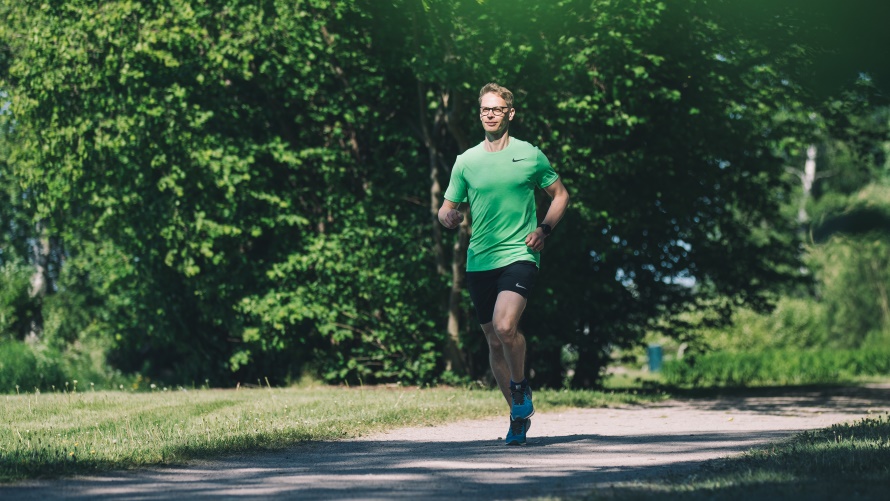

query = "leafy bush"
[663,348,890,387]
[0,261,39,340]
[0,340,66,392]
[0,340,125,393]
[239,217,444,385]
[726,298,830,350]
[813,232,890,348]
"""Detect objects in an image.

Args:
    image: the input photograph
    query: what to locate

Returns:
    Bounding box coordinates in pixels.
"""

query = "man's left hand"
[525,229,547,252]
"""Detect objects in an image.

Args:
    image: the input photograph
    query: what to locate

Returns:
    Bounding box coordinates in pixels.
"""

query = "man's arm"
[525,178,570,252]
[438,199,464,229]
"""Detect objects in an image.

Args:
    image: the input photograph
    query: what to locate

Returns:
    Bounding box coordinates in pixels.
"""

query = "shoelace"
[511,387,526,405]
[510,418,525,435]
[510,389,525,405]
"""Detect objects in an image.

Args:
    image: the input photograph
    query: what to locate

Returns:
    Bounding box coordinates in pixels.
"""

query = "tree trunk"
[445,210,470,374]
[869,256,890,330]
[442,90,471,375]
[27,220,49,341]
[418,83,469,374]
[797,144,817,225]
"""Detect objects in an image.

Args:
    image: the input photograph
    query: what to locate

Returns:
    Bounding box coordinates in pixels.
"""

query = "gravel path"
[4,384,889,500]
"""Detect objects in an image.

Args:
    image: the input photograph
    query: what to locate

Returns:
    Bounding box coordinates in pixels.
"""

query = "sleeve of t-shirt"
[534,148,559,189]
[443,157,469,203]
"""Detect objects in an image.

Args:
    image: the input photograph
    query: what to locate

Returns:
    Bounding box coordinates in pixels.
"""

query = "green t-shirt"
[444,138,559,271]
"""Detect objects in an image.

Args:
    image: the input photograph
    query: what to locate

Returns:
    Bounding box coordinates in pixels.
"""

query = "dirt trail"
[4,385,889,500]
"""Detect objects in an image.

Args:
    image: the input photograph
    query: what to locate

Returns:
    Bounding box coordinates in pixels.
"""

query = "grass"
[8,380,887,497]
[595,372,890,499]
[661,348,890,388]
[0,384,658,483]
[576,412,890,500]
[601,367,664,391]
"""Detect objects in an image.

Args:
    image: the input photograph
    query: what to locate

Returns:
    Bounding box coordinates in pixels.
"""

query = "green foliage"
[812,233,890,347]
[0,261,36,339]
[696,297,829,352]
[0,107,40,341]
[674,87,890,367]
[676,229,890,368]
[239,213,444,384]
[809,101,890,233]
[0,339,122,393]
[0,0,441,384]
[2,0,883,387]
[525,0,812,386]
[662,348,890,387]
[0,340,65,392]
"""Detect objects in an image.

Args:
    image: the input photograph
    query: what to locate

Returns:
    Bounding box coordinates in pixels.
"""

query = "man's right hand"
[441,209,464,229]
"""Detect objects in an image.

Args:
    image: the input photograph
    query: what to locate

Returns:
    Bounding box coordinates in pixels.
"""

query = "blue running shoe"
[510,382,534,420]
[505,416,531,446]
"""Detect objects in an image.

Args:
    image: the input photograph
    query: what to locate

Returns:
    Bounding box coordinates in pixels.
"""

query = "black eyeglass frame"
[479,106,511,116]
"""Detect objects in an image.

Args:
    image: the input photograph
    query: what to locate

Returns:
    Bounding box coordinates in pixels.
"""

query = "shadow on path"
[3,384,889,500]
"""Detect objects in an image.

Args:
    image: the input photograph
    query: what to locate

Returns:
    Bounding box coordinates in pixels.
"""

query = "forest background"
[1,0,889,391]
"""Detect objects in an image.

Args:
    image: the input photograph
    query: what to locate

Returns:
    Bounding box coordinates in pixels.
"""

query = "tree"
[0,0,446,384]
[4,0,873,388]
[0,92,43,341]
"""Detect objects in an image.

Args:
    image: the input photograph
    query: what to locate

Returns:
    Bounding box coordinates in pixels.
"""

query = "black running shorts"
[465,260,538,325]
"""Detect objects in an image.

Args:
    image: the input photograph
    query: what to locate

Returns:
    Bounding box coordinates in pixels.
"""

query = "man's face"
[479,93,514,135]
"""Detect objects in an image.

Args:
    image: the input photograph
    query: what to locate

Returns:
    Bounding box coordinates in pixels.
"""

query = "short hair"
[479,83,514,109]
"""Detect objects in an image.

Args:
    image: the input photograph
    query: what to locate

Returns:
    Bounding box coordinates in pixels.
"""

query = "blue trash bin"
[647,344,663,372]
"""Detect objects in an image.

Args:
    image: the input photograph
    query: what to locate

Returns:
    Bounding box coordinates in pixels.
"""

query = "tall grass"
[0,385,654,482]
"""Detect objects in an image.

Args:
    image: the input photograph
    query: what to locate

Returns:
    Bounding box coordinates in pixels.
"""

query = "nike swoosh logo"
[512,158,527,162]
[515,283,527,289]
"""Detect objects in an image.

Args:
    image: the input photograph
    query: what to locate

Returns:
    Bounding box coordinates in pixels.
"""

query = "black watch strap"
[538,223,552,236]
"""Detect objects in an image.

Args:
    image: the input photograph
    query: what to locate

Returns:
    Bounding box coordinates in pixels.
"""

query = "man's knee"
[493,320,518,342]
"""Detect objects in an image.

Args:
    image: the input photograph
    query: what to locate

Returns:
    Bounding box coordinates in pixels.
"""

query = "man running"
[438,82,570,445]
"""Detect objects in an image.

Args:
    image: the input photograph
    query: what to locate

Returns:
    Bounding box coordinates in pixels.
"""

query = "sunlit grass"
[0,384,656,482]
[578,412,890,500]
[601,367,664,391]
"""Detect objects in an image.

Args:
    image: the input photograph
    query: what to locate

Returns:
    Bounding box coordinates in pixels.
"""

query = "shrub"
[0,261,39,340]
[0,340,66,392]
[662,348,890,387]
[0,339,125,393]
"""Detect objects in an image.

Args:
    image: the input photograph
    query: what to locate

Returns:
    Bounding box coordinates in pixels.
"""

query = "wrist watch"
[538,223,552,236]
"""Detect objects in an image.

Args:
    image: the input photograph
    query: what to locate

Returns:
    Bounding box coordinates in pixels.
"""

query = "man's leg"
[491,290,535,421]
[469,263,535,444]
[491,290,534,444]
[482,322,512,405]
[480,291,531,412]
[491,290,528,384]
[485,317,532,446]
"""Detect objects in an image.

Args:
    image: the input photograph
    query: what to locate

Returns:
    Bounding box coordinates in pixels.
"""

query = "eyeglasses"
[479,106,510,116]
